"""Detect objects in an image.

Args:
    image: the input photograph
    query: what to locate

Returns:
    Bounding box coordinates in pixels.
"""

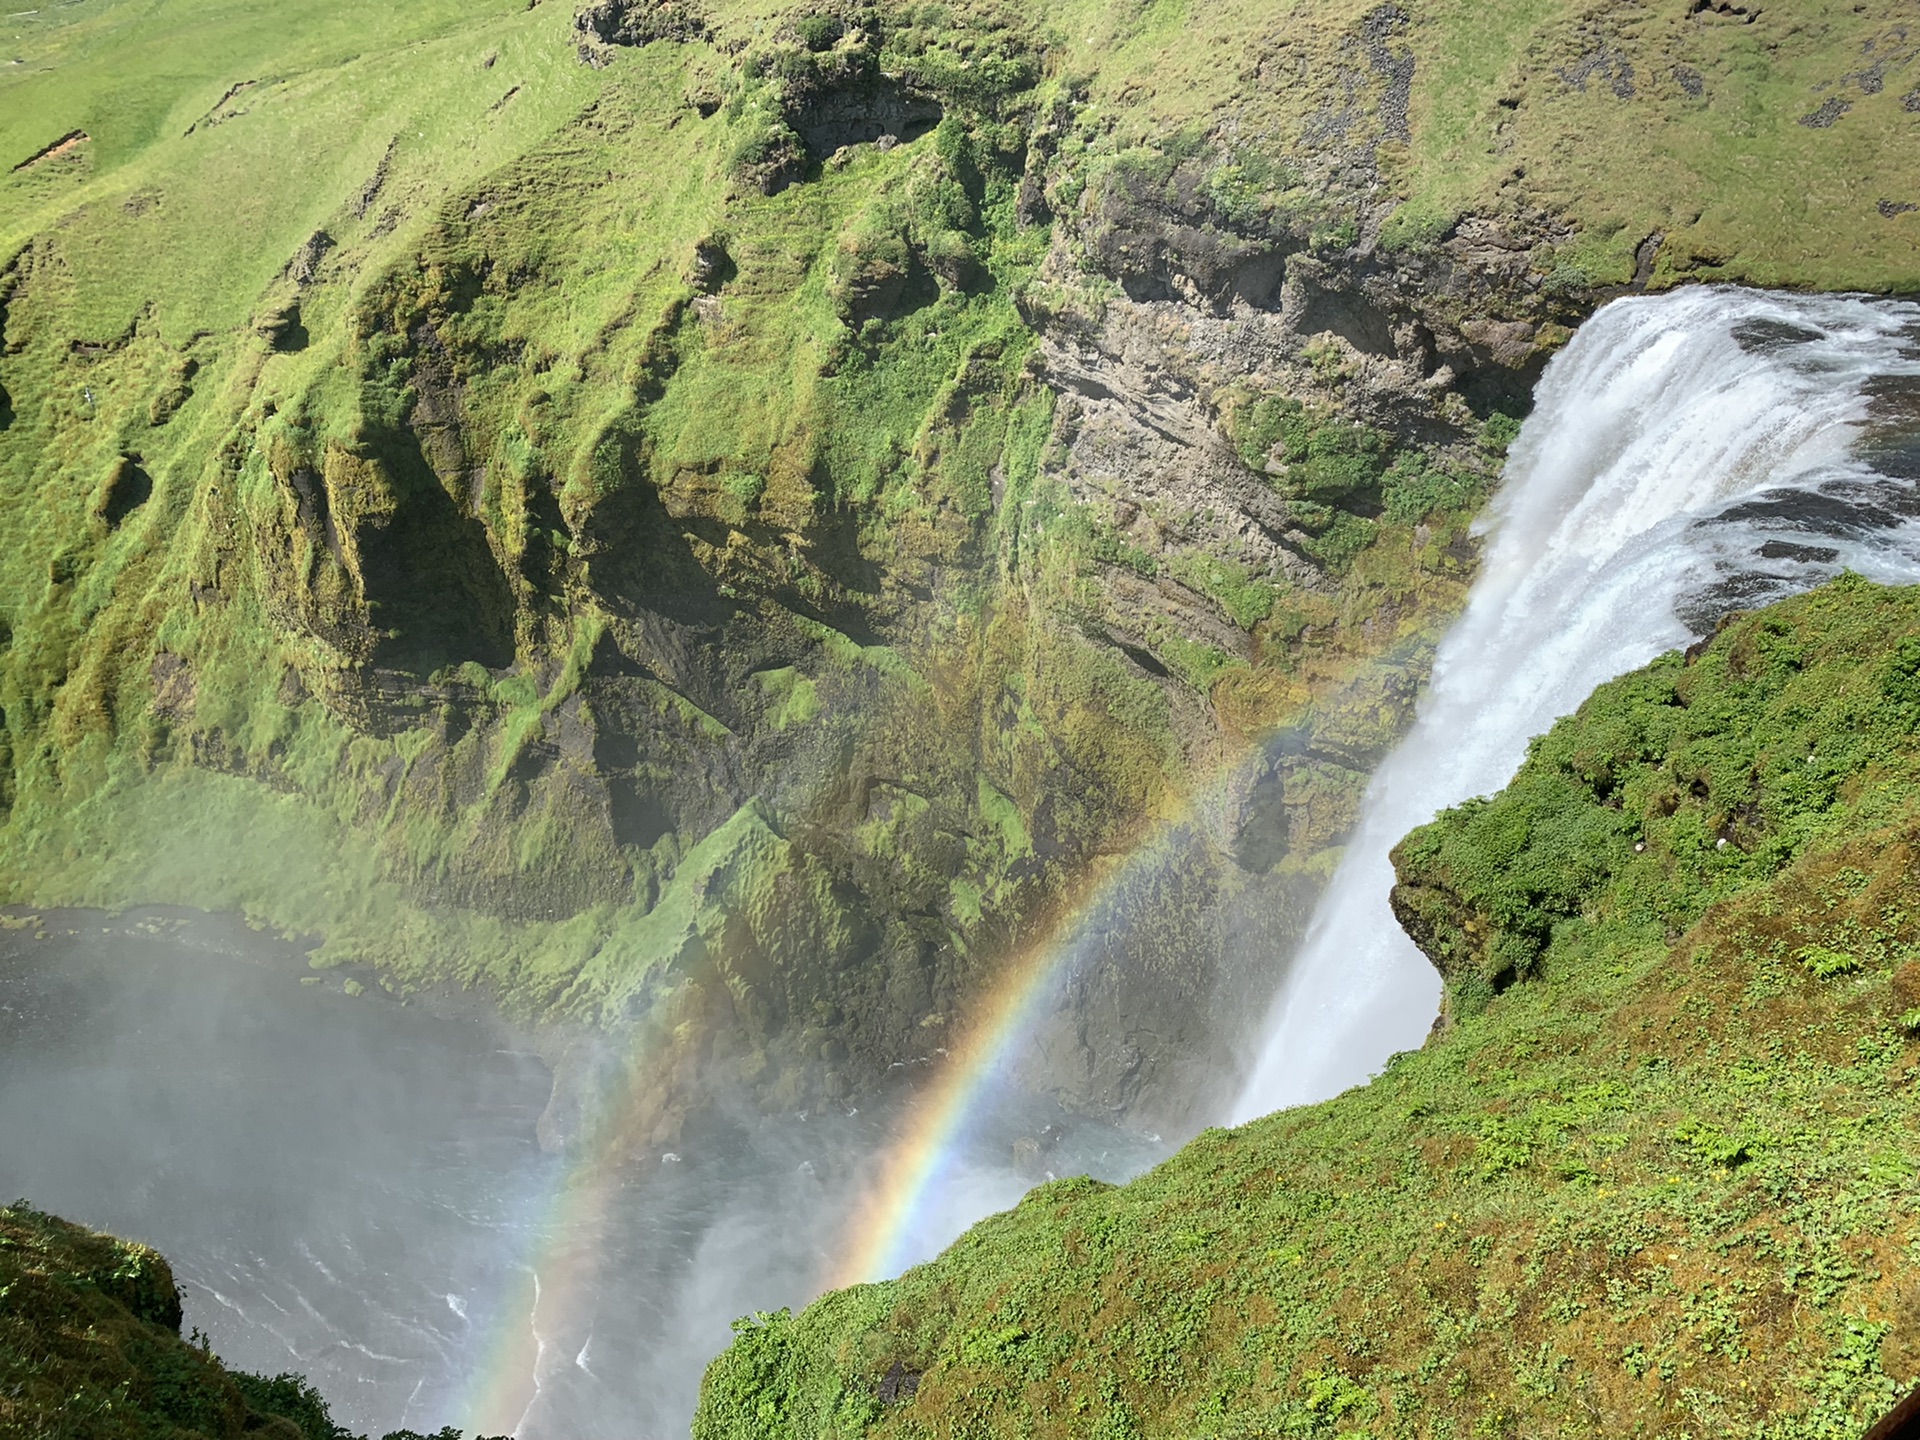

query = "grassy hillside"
[694,577,1920,1439]
[0,1200,482,1440]
[1,0,1916,1130]
[9,0,1916,302]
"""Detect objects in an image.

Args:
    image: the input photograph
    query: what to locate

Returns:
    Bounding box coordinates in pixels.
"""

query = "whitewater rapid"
[1232,285,1920,1122]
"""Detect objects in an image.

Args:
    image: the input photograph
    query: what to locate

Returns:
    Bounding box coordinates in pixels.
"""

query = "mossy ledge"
[694,578,1920,1439]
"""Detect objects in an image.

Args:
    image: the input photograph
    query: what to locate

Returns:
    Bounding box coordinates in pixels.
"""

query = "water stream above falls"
[1233,284,1920,1122]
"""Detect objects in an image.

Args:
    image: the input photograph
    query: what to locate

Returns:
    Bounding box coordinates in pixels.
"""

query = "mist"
[15,288,1917,1440]
[0,910,1162,1438]
[1235,285,1920,1120]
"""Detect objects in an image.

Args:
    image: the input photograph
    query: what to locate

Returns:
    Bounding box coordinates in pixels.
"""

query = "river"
[0,913,1161,1437]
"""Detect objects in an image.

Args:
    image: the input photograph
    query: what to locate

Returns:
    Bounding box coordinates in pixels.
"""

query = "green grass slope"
[0,1200,483,1440]
[694,577,1920,1439]
[9,0,1916,303]
[0,0,1916,1129]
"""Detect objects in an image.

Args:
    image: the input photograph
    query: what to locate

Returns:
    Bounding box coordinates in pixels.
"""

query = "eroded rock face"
[0,0,1656,1144]
[956,157,1591,1122]
[182,194,1555,1137]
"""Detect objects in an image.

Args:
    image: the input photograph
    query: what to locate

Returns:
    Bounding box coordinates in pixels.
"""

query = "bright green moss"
[1166,554,1279,630]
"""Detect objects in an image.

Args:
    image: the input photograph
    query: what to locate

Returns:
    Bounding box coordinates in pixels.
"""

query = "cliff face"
[1,0,1916,1140]
[692,578,1920,1440]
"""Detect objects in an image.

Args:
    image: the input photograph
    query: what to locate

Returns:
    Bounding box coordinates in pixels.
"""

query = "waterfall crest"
[1231,285,1920,1123]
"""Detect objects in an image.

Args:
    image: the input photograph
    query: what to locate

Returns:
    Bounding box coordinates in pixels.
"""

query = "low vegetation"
[2,0,1917,1220]
[0,1202,502,1440]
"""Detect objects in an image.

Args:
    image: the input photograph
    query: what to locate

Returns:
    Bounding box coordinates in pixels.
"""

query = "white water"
[12,286,1920,1437]
[1232,285,1920,1122]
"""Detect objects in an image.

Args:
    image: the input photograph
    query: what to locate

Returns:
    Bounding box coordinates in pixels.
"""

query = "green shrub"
[1479,411,1524,456]
[1381,453,1486,525]
[1301,512,1375,573]
[1233,394,1309,470]
[1799,943,1860,978]
[794,14,840,51]
[235,1372,357,1440]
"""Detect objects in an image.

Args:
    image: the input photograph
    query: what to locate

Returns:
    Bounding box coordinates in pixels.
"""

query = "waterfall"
[1230,285,1920,1124]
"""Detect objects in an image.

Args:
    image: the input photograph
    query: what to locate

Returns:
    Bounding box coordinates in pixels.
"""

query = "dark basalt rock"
[576,0,709,47]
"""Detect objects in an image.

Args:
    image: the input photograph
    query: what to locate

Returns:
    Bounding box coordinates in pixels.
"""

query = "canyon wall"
[0,0,1914,1142]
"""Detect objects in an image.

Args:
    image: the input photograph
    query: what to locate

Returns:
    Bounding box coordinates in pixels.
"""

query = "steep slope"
[0,1201,442,1440]
[2,0,1916,1139]
[694,577,1920,1439]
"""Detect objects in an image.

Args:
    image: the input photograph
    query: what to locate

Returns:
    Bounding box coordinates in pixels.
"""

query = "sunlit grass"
[696,580,1920,1439]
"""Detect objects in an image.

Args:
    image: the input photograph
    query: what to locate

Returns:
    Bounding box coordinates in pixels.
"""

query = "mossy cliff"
[0,1201,478,1440]
[3,0,1917,1139]
[694,578,1920,1439]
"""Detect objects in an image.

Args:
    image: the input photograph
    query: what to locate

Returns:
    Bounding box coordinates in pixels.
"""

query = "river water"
[0,915,1160,1437]
[1233,285,1920,1121]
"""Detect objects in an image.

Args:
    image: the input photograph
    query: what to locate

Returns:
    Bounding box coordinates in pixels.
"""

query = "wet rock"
[1459,318,1539,369]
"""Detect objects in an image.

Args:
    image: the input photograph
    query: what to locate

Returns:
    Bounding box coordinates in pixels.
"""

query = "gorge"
[3,0,1919,1436]
[1236,284,1920,1119]
[9,283,1920,1438]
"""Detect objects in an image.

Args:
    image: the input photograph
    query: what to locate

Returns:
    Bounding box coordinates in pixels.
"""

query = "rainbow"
[450,828,1189,1430]
[458,1049,656,1436]
[451,635,1431,1424]
[457,864,1128,1430]
[449,864,1128,1430]
[821,634,1441,1289]
[824,884,1114,1288]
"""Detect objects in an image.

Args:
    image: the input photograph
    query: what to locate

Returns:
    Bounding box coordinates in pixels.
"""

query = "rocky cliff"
[1,0,1915,1143]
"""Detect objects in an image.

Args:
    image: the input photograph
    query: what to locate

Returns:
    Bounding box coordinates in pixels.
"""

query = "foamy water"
[1232,286,1920,1121]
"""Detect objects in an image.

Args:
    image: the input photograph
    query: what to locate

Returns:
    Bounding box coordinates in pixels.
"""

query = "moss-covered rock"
[0,1203,340,1439]
[1393,579,1920,1022]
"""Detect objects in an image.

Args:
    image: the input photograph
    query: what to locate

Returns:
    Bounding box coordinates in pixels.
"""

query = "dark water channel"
[0,914,1162,1437]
